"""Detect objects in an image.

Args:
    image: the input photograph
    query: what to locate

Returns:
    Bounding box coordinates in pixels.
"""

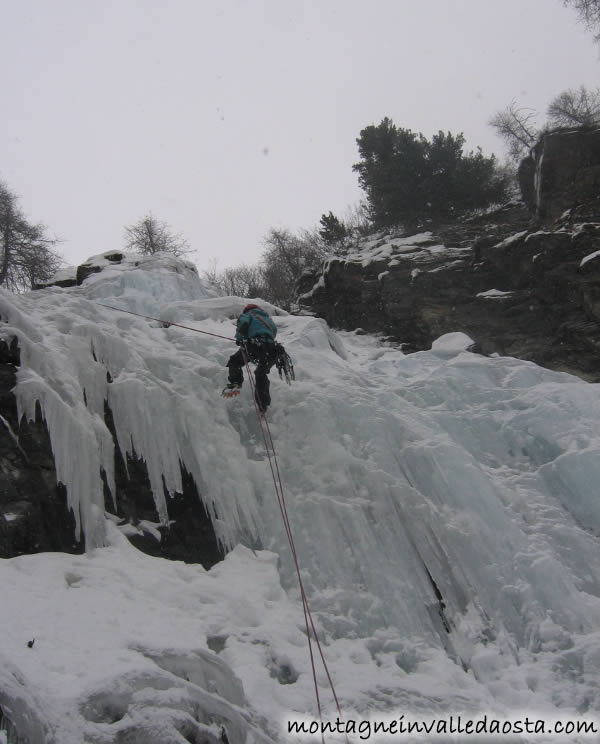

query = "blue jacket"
[235,307,277,344]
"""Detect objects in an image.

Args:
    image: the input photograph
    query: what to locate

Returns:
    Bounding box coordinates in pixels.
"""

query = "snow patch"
[492,231,529,249]
[525,230,568,242]
[47,265,77,284]
[476,289,514,298]
[580,249,600,268]
[430,331,475,354]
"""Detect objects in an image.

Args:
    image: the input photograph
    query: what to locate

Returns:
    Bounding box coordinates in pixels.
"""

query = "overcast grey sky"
[1,0,599,272]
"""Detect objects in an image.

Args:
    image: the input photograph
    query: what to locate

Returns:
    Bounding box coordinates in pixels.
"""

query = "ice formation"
[1,251,600,742]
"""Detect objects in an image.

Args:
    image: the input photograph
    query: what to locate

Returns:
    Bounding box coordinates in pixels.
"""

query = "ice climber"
[222,303,294,414]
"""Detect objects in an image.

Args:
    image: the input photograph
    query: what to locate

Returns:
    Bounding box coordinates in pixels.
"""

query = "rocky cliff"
[298,129,600,382]
[519,127,600,222]
[0,336,83,559]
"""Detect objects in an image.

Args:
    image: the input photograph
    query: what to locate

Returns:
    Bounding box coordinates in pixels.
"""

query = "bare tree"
[489,101,539,162]
[210,224,339,309]
[547,85,600,127]
[201,257,219,284]
[124,213,190,257]
[0,181,62,292]
[259,229,303,309]
[563,0,600,39]
[216,264,266,298]
[259,228,330,309]
[342,201,372,239]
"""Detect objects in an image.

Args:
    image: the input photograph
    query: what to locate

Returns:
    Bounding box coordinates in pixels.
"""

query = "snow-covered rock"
[298,199,600,381]
[1,252,600,742]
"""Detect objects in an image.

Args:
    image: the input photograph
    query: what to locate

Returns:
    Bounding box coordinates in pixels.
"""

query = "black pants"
[227,341,277,410]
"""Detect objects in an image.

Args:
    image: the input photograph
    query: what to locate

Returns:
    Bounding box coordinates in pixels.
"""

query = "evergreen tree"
[353,119,506,228]
[422,131,466,216]
[353,119,427,227]
[319,211,349,248]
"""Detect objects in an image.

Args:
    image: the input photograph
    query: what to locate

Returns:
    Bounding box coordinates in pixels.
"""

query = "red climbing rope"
[96,301,348,739]
[242,351,348,743]
[95,303,235,341]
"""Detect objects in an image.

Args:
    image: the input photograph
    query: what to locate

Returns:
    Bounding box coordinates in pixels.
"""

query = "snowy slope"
[1,253,600,743]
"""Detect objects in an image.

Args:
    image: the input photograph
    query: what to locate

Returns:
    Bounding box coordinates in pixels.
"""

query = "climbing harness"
[94,301,346,740]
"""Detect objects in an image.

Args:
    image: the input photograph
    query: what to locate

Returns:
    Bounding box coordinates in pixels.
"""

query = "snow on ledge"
[48,266,77,284]
[492,231,528,249]
[525,230,568,242]
[476,289,514,299]
[580,249,600,268]
[431,331,475,354]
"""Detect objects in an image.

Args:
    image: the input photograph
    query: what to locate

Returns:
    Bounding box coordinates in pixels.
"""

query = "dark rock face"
[0,338,84,557]
[517,155,537,212]
[76,252,125,285]
[521,128,600,223]
[0,336,224,567]
[103,403,225,568]
[35,251,126,290]
[298,198,600,381]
